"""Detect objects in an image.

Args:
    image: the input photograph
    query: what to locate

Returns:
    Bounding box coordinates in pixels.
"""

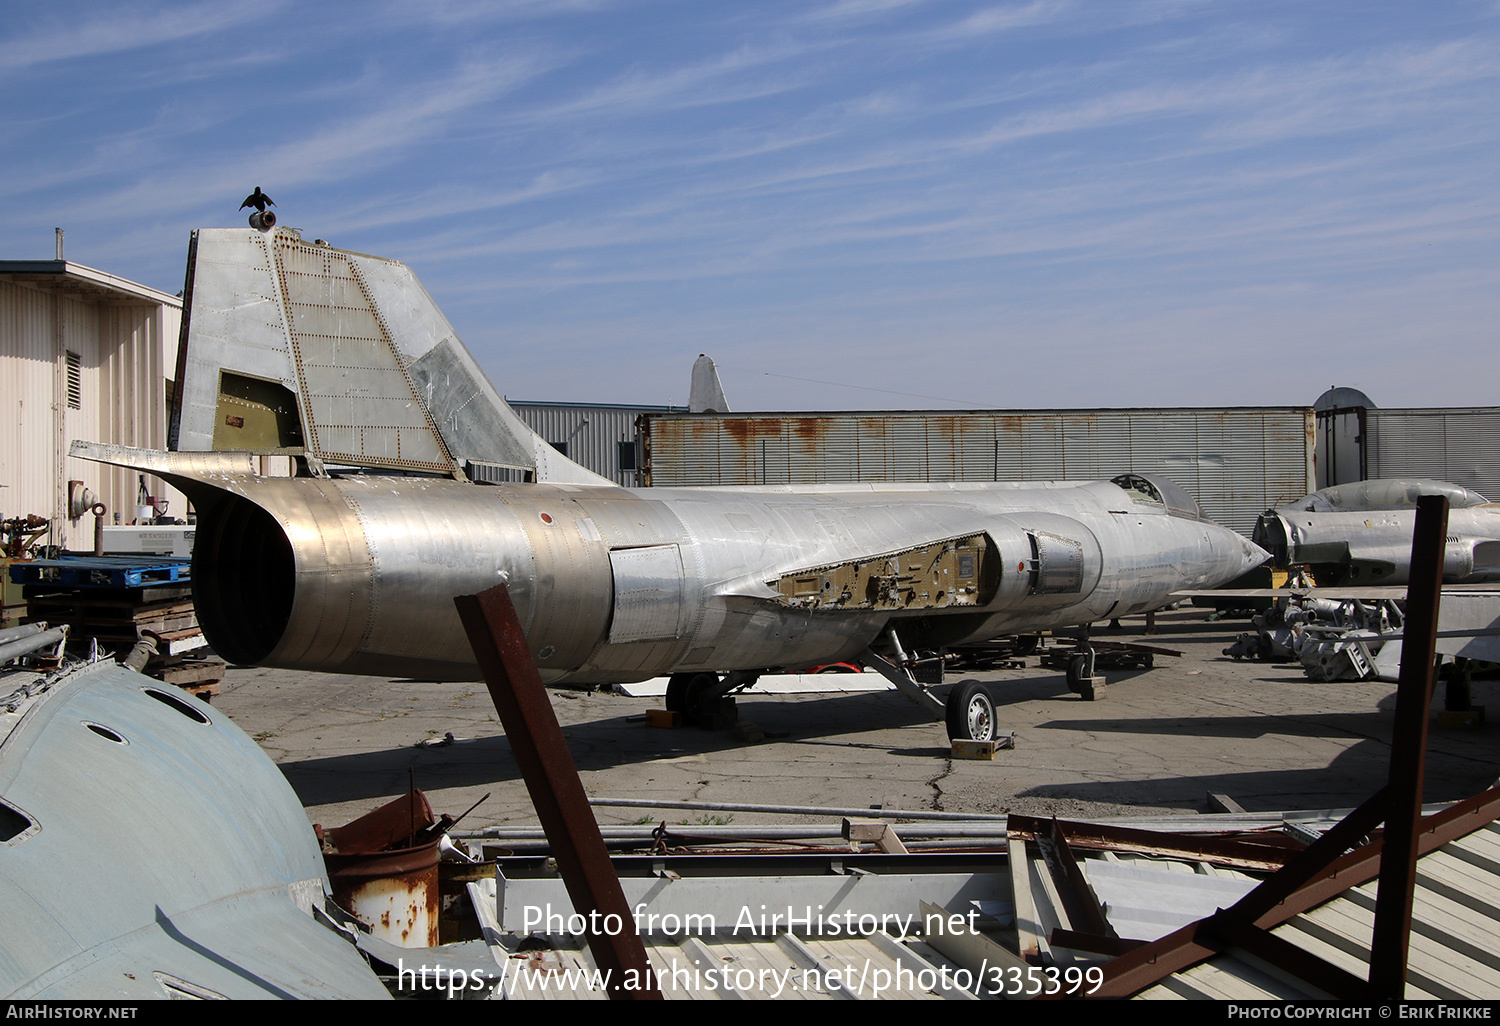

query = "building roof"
[0,260,181,307]
[508,400,688,412]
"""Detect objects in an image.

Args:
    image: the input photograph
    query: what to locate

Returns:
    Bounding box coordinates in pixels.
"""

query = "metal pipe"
[0,627,68,665]
[121,635,158,673]
[0,623,47,647]
[458,823,1013,842]
[92,502,107,556]
[589,797,1007,822]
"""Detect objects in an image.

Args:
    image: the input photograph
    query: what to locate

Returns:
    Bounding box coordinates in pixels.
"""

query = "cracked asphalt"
[212,608,1500,834]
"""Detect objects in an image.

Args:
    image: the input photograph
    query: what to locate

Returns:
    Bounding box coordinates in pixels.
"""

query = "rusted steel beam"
[1079,784,1390,998]
[1370,493,1448,998]
[1226,788,1388,924]
[1007,813,1302,872]
[1034,818,1115,940]
[1267,785,1500,924]
[1202,911,1370,1001]
[1076,919,1220,998]
[455,584,661,1000]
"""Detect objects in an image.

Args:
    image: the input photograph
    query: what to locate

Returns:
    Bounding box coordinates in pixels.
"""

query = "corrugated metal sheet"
[1367,409,1500,501]
[508,403,683,487]
[463,804,1500,1000]
[644,409,1316,538]
[1137,819,1500,1000]
[95,304,184,528]
[0,281,57,531]
[469,858,1013,1001]
[476,926,979,1000]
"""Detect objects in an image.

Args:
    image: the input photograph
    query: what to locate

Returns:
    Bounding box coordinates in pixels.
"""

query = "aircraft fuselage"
[191,473,1265,683]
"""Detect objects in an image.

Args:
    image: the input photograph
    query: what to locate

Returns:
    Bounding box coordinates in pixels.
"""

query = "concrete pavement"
[212,609,1500,835]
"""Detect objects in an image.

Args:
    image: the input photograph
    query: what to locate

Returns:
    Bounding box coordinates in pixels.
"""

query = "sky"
[4,1,1499,412]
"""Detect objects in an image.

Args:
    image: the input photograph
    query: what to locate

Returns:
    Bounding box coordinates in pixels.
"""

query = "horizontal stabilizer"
[72,440,261,480]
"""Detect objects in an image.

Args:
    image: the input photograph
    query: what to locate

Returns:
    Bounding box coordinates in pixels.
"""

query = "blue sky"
[5,1,1498,411]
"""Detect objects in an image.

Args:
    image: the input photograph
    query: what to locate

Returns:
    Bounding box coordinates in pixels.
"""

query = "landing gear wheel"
[665,673,696,714]
[669,673,738,729]
[946,680,996,742]
[1066,654,1089,694]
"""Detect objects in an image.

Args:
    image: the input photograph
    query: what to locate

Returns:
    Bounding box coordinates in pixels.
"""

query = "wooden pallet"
[1039,640,1182,672]
[23,580,202,653]
[146,654,226,697]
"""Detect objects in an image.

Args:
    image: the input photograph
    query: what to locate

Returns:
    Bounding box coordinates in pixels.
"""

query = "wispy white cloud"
[0,0,282,72]
[320,170,599,234]
[516,38,827,123]
[25,53,556,224]
[797,0,933,24]
[5,2,1500,410]
[375,0,627,27]
[923,0,1073,39]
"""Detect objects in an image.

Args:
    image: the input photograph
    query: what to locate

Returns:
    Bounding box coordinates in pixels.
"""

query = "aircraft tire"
[671,672,730,727]
[665,673,695,713]
[946,680,996,742]
[1066,654,1089,693]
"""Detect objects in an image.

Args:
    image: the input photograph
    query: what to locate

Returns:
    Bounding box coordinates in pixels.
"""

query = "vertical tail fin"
[171,227,607,484]
[688,354,730,414]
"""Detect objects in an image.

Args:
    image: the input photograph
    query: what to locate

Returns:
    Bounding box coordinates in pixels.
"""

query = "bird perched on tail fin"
[240,187,275,212]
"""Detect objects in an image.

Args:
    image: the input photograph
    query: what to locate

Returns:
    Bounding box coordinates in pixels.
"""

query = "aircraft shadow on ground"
[1015,747,1500,814]
[277,689,939,807]
[1031,708,1399,742]
[1016,684,1500,813]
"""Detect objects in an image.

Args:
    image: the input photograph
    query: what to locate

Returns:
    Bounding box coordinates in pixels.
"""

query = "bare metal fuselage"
[1254,481,1500,586]
[1256,506,1500,587]
[187,471,1264,683]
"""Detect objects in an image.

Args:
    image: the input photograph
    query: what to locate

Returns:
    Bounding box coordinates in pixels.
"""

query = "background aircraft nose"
[1194,521,1269,588]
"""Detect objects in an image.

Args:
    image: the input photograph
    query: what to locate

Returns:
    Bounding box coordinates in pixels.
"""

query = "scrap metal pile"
[1224,595,1406,681]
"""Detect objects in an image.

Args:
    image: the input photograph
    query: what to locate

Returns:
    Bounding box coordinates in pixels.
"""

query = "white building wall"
[1,276,182,551]
[0,282,58,533]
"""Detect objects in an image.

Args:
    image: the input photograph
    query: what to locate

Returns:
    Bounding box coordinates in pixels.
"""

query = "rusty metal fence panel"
[643,408,1315,538]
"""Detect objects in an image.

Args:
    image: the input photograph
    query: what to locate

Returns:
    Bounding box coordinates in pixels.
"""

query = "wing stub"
[770,532,999,612]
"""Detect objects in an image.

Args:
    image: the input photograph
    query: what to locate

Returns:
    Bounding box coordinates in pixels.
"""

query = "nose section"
[1237,534,1271,577]
[1205,523,1269,586]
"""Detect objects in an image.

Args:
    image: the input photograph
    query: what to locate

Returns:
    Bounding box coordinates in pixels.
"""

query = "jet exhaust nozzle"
[249,210,276,230]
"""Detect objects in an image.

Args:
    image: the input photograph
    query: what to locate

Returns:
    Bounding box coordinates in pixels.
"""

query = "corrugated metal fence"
[643,408,1316,538]
[1364,409,1500,501]
[496,402,685,486]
